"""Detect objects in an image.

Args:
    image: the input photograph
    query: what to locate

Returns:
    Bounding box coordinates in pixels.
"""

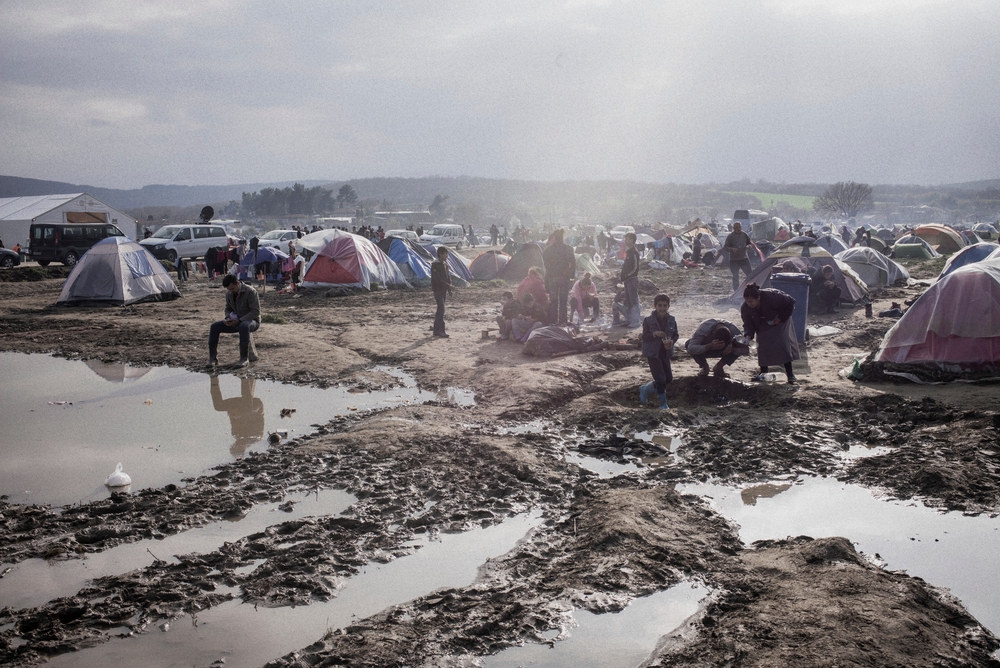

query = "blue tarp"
[378,237,432,281]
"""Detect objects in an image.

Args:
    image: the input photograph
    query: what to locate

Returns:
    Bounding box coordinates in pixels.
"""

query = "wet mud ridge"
[3,275,1000,666]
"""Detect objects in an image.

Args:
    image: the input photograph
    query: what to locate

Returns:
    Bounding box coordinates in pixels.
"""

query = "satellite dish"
[200,206,215,223]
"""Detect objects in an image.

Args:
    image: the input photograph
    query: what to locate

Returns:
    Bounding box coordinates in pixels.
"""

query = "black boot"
[207,343,218,368]
[235,344,249,368]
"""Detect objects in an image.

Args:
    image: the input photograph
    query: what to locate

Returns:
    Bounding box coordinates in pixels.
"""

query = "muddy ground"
[1,254,999,667]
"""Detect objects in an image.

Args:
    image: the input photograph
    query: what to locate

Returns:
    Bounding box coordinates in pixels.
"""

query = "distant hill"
[0,175,335,210]
[2,174,998,217]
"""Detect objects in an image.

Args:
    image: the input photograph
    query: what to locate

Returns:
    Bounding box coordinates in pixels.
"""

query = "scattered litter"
[47,401,72,406]
[807,325,842,337]
[280,408,296,418]
[144,399,154,406]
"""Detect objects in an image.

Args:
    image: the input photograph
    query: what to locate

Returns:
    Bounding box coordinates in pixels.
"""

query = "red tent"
[297,229,408,289]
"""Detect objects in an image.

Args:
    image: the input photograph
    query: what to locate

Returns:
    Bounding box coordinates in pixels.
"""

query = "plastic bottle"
[757,372,781,382]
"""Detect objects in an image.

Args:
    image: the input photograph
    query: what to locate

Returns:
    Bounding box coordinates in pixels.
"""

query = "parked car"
[28,222,127,267]
[0,247,21,268]
[420,224,467,249]
[138,224,230,263]
[257,229,300,250]
[385,229,419,242]
[609,225,636,241]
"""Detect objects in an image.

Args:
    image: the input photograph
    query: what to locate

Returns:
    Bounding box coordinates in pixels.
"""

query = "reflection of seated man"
[211,375,265,456]
[685,319,749,378]
[808,264,842,314]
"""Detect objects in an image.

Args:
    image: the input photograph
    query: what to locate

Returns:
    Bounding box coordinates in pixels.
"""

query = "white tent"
[0,193,138,249]
[835,247,910,288]
[57,237,179,306]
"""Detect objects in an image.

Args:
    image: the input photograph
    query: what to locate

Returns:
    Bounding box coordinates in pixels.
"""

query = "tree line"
[241,183,358,217]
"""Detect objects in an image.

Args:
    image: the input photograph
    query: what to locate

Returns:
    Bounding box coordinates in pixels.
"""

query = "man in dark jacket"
[208,274,261,368]
[431,246,454,337]
[618,232,641,327]
[723,222,756,291]
[542,228,577,326]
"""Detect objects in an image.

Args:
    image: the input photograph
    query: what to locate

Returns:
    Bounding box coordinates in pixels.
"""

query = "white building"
[0,193,138,248]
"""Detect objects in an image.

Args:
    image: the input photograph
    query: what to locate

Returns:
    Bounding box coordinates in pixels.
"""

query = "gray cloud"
[1,0,997,188]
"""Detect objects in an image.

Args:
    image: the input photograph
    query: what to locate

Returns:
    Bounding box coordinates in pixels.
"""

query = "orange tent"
[912,224,965,254]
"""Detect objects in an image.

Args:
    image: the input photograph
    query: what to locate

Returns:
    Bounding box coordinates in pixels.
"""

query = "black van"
[29,222,126,266]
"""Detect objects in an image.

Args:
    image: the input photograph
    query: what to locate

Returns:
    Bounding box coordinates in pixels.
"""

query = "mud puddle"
[0,352,437,506]
[39,511,543,668]
[0,488,355,610]
[484,582,710,668]
[679,476,1000,634]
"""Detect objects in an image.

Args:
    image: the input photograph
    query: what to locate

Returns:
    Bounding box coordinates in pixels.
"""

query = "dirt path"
[1,257,998,667]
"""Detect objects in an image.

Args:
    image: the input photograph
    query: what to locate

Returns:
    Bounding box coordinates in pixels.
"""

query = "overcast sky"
[2,0,998,189]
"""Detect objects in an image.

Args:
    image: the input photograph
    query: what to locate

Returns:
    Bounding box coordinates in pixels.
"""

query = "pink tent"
[297,229,408,290]
[875,258,1000,370]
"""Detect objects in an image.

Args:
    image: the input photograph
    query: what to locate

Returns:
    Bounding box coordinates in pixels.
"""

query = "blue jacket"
[641,311,679,358]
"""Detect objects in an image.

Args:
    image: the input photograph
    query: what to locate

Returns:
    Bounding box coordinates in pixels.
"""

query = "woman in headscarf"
[741,282,799,384]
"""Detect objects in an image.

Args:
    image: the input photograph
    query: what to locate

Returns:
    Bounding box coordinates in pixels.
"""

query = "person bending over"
[685,319,748,378]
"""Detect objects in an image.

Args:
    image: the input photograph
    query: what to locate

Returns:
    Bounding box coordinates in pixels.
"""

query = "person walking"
[207,274,261,369]
[723,222,757,291]
[639,293,678,409]
[741,282,799,384]
[431,246,454,338]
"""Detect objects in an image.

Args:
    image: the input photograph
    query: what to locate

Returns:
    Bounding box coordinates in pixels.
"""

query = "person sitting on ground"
[810,264,842,314]
[639,293,679,409]
[570,272,600,323]
[208,274,261,369]
[511,293,547,342]
[685,319,748,378]
[496,291,522,341]
[516,266,550,311]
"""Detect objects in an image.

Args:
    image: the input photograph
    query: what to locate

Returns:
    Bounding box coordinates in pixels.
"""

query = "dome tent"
[469,250,510,280]
[939,242,1000,280]
[731,244,868,303]
[377,237,432,286]
[911,224,965,254]
[875,259,1000,373]
[499,243,545,281]
[297,229,408,289]
[57,237,179,306]
[835,247,909,288]
[814,235,848,255]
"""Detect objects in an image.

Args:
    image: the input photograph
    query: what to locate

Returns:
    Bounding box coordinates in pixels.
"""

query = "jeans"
[647,354,673,393]
[623,277,640,325]
[209,319,259,350]
[546,278,572,325]
[730,259,752,291]
[689,350,739,371]
[574,295,600,321]
[433,290,447,335]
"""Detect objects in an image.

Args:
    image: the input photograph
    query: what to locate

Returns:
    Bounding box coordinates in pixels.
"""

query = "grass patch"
[467,279,508,289]
[262,311,286,324]
[724,191,818,211]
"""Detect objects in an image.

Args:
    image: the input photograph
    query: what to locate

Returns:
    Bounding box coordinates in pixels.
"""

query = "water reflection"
[210,375,265,456]
[84,360,152,384]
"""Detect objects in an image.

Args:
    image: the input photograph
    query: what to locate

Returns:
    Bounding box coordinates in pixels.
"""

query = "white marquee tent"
[0,193,138,249]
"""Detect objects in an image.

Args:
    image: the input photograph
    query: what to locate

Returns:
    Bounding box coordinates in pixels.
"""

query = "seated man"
[685,319,749,378]
[208,274,261,368]
[511,293,547,342]
[811,264,842,314]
